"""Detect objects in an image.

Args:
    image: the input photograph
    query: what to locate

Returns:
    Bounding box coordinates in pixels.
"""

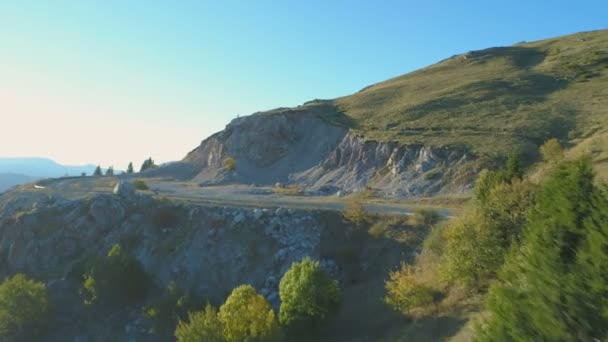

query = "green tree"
[140,157,157,172]
[105,166,114,176]
[441,178,536,289]
[126,162,134,174]
[0,274,49,341]
[175,304,225,342]
[145,281,202,336]
[218,285,278,342]
[93,165,102,176]
[279,257,341,336]
[385,263,434,314]
[439,210,503,289]
[81,244,151,307]
[476,159,608,341]
[503,152,523,180]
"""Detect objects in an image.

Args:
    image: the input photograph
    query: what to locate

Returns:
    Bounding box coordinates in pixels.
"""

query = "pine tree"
[126,162,134,174]
[476,159,608,341]
[140,157,157,172]
[105,166,114,176]
[93,166,102,176]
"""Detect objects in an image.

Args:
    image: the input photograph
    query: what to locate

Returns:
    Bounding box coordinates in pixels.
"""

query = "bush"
[0,274,49,341]
[145,281,203,336]
[385,263,435,314]
[411,208,441,226]
[343,198,368,225]
[175,304,224,342]
[81,244,151,307]
[439,210,503,289]
[279,257,341,336]
[218,285,278,342]
[539,138,564,164]
[223,157,236,172]
[133,179,149,190]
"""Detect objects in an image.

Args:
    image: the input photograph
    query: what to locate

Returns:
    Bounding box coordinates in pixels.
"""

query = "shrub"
[279,257,341,336]
[539,138,564,164]
[223,157,236,172]
[0,274,49,341]
[145,281,203,336]
[385,263,435,314]
[439,210,503,289]
[411,208,441,226]
[175,304,224,342]
[218,285,278,342]
[133,179,149,190]
[81,244,151,307]
[343,197,368,225]
[424,170,440,180]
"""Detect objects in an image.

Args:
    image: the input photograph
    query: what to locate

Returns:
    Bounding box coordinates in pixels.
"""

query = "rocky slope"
[152,106,477,197]
[0,183,414,341]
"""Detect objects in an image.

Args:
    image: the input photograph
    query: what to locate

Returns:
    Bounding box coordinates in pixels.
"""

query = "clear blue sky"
[0,1,606,168]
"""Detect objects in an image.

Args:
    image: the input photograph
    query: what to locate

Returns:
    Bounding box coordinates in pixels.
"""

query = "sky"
[0,1,606,169]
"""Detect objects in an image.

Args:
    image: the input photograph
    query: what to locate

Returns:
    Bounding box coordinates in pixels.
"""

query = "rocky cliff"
[160,103,477,196]
[0,185,412,341]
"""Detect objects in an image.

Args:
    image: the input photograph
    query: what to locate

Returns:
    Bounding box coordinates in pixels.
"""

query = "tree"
[0,274,49,341]
[140,157,157,172]
[93,165,102,176]
[439,210,503,289]
[146,281,202,337]
[279,257,341,336]
[218,285,278,342]
[175,304,224,342]
[504,152,523,180]
[81,244,151,307]
[385,263,434,314]
[126,162,134,174]
[540,138,564,164]
[476,159,608,341]
[440,179,536,289]
[105,166,114,176]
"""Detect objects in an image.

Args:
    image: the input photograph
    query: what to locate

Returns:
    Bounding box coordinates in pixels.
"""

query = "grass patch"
[272,184,303,196]
[133,179,149,190]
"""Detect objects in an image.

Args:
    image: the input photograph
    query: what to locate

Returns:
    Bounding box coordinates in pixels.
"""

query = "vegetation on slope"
[335,30,608,160]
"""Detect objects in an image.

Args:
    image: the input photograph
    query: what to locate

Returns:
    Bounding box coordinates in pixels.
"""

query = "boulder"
[113,180,136,199]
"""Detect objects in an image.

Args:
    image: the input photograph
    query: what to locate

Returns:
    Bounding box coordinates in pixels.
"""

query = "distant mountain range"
[0,158,100,192]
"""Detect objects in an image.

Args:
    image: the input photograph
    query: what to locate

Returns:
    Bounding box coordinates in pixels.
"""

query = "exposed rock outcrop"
[163,105,477,196]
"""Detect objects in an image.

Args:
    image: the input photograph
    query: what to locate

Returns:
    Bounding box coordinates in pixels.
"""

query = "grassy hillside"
[294,30,608,178]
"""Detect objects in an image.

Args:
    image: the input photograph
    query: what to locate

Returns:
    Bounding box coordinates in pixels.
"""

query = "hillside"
[169,29,608,193]
[334,29,608,171]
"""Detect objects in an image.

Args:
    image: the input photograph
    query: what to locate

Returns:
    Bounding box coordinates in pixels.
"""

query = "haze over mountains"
[0,158,99,191]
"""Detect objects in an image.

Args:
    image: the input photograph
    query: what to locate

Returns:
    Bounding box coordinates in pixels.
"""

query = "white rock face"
[173,107,476,197]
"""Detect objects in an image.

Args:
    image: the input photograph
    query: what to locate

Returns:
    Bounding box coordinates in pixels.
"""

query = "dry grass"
[272,184,303,196]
